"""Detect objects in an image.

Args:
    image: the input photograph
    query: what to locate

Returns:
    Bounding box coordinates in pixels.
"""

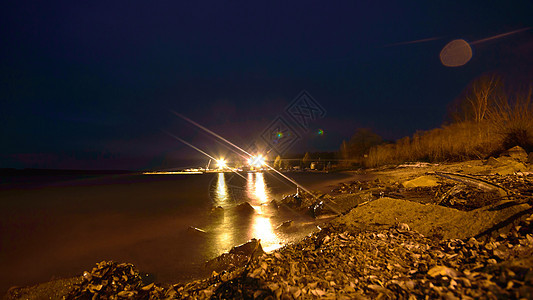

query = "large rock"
[402,175,439,188]
[235,202,255,215]
[481,152,528,175]
[490,160,527,175]
[333,197,531,240]
[500,146,528,162]
[485,157,501,166]
[211,205,224,212]
[205,239,264,273]
[276,220,294,231]
[229,238,264,257]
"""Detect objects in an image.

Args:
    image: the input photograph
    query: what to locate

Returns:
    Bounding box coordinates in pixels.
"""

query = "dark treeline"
[272,152,339,170]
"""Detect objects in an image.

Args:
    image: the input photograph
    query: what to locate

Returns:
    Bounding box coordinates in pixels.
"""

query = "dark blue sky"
[1,1,532,170]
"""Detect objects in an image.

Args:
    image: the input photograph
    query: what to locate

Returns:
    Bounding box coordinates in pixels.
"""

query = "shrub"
[362,84,532,167]
[487,87,533,152]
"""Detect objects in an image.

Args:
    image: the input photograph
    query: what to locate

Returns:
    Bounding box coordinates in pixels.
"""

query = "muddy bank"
[333,197,531,240]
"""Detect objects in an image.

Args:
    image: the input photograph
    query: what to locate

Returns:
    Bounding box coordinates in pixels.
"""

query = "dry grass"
[487,88,533,151]
[364,88,533,168]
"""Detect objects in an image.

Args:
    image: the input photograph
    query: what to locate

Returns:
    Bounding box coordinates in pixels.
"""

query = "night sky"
[1,1,532,170]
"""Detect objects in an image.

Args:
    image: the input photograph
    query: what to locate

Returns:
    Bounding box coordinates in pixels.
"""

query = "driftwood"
[431,171,509,198]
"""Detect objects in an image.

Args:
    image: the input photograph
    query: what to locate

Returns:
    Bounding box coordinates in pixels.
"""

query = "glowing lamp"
[248,155,266,167]
[216,159,227,169]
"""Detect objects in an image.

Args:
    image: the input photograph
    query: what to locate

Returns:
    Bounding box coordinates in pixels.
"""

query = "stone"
[402,175,439,188]
[397,223,410,232]
[212,205,223,211]
[187,226,208,235]
[269,199,280,209]
[491,162,527,176]
[210,206,224,214]
[235,202,255,215]
[64,261,168,299]
[500,146,528,162]
[485,157,501,166]
[205,239,264,274]
[229,238,264,257]
[276,220,294,231]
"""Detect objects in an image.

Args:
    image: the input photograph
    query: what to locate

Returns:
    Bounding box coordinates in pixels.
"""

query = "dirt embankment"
[334,197,531,240]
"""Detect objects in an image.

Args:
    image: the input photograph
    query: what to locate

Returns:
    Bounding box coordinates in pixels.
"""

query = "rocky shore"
[5,146,533,299]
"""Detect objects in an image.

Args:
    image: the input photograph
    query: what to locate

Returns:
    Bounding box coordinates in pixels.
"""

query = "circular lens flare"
[440,39,472,67]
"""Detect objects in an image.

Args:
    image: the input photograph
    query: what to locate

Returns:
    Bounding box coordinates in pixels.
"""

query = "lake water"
[0,171,352,294]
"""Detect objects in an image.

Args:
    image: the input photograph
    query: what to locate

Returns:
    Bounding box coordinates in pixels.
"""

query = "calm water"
[0,171,351,294]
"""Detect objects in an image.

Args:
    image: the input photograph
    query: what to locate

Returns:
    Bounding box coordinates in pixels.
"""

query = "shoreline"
[5,156,533,299]
[306,171,374,194]
[0,171,351,296]
[3,172,365,299]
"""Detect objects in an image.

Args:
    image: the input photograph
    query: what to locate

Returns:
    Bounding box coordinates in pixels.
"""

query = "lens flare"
[440,27,530,67]
[439,39,472,67]
[248,155,266,168]
[216,159,227,169]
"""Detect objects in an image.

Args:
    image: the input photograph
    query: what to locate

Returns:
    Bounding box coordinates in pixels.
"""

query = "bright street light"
[248,155,266,168]
[216,159,227,169]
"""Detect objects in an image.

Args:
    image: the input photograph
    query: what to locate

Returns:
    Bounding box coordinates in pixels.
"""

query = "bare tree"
[468,74,503,122]
[450,74,504,123]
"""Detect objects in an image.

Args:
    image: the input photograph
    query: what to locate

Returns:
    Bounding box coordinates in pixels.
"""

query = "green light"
[277,132,283,138]
[317,129,324,136]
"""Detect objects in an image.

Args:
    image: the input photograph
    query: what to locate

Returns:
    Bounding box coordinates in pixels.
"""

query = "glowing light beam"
[162,130,246,180]
[385,36,442,47]
[471,27,531,45]
[171,111,253,158]
[162,130,218,162]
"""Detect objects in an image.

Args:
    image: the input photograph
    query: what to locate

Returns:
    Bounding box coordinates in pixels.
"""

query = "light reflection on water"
[216,173,228,203]
[212,172,282,253]
[250,172,268,204]
[251,215,279,251]
[0,171,350,291]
